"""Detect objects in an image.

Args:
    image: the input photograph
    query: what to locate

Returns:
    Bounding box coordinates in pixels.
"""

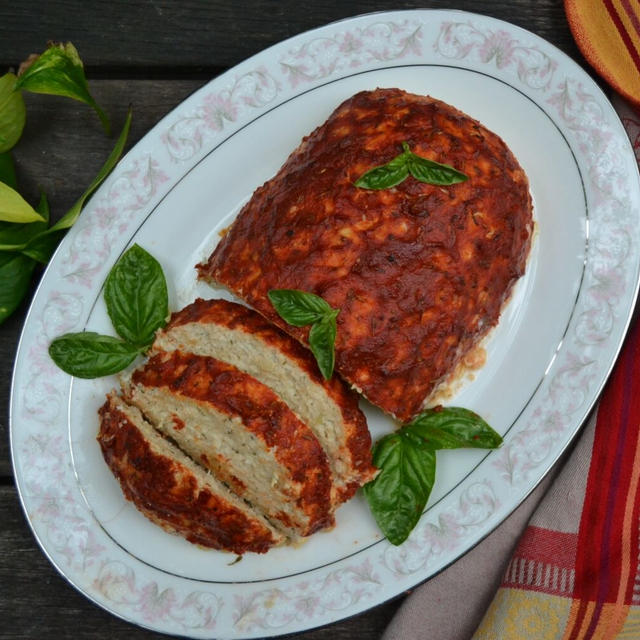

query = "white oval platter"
[10,9,640,639]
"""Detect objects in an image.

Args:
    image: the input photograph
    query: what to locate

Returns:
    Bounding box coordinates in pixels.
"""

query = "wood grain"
[0,0,582,70]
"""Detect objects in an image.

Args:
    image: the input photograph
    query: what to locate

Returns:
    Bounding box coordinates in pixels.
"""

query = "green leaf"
[47,107,131,234]
[0,181,46,223]
[16,42,110,134]
[354,154,409,190]
[363,432,436,546]
[354,141,468,190]
[268,288,340,378]
[406,407,503,450]
[0,151,17,189]
[0,251,36,324]
[48,332,142,378]
[21,229,65,264]
[363,405,502,545]
[0,73,26,153]
[8,110,131,258]
[406,155,468,186]
[104,244,168,347]
[0,191,49,252]
[308,311,337,380]
[268,288,333,326]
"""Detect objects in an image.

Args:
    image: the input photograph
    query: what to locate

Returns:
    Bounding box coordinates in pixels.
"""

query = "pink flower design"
[137,583,178,622]
[202,93,238,131]
[477,30,516,68]
[337,31,363,55]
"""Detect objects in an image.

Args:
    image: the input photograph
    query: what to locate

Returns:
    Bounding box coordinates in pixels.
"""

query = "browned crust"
[198,88,533,421]
[97,394,282,554]
[131,350,334,535]
[166,297,375,501]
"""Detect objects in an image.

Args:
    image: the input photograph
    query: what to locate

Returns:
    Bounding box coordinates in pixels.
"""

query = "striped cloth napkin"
[383,83,640,640]
[566,0,640,108]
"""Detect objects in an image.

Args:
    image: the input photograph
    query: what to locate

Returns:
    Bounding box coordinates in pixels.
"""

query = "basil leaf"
[0,152,17,188]
[363,431,436,546]
[16,42,110,134]
[364,405,502,545]
[0,73,26,153]
[406,407,503,450]
[268,289,333,326]
[48,332,141,378]
[269,288,340,379]
[308,311,337,380]
[48,107,131,234]
[406,155,468,186]
[354,155,409,190]
[0,251,36,324]
[0,181,45,223]
[104,244,168,347]
[355,141,468,190]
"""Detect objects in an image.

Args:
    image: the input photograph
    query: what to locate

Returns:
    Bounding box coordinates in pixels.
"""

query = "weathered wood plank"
[0,0,582,70]
[0,485,402,639]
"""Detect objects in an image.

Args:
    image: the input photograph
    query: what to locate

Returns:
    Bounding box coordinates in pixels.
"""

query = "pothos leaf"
[0,73,26,153]
[0,181,45,223]
[16,42,110,134]
[0,252,36,324]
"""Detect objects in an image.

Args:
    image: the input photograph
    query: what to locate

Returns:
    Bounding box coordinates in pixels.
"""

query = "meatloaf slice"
[123,350,334,538]
[97,393,285,553]
[197,88,533,421]
[153,298,376,504]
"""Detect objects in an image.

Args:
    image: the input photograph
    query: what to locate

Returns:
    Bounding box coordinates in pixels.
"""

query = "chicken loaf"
[198,88,533,421]
[98,298,376,552]
[98,393,285,554]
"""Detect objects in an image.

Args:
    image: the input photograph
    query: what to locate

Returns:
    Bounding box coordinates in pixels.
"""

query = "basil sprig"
[268,289,339,380]
[355,142,468,190]
[363,407,502,546]
[49,245,168,378]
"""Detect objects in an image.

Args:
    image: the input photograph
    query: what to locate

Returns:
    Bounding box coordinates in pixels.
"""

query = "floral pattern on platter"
[58,155,169,288]
[435,22,557,90]
[492,82,637,487]
[10,11,640,638]
[279,20,422,87]
[163,68,280,162]
[383,482,499,576]
[19,433,107,574]
[95,561,222,630]
[232,559,382,633]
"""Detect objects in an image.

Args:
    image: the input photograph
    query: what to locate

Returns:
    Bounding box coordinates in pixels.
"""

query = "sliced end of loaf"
[156,298,376,503]
[98,392,285,554]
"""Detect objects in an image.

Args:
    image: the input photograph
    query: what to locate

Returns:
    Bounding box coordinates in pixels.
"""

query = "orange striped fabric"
[566,0,640,107]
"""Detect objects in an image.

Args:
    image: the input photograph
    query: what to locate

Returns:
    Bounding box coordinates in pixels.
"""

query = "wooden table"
[0,2,589,638]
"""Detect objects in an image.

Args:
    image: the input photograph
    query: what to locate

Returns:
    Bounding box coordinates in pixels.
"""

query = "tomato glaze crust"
[167,297,375,499]
[132,350,334,535]
[198,88,533,421]
[97,394,282,553]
